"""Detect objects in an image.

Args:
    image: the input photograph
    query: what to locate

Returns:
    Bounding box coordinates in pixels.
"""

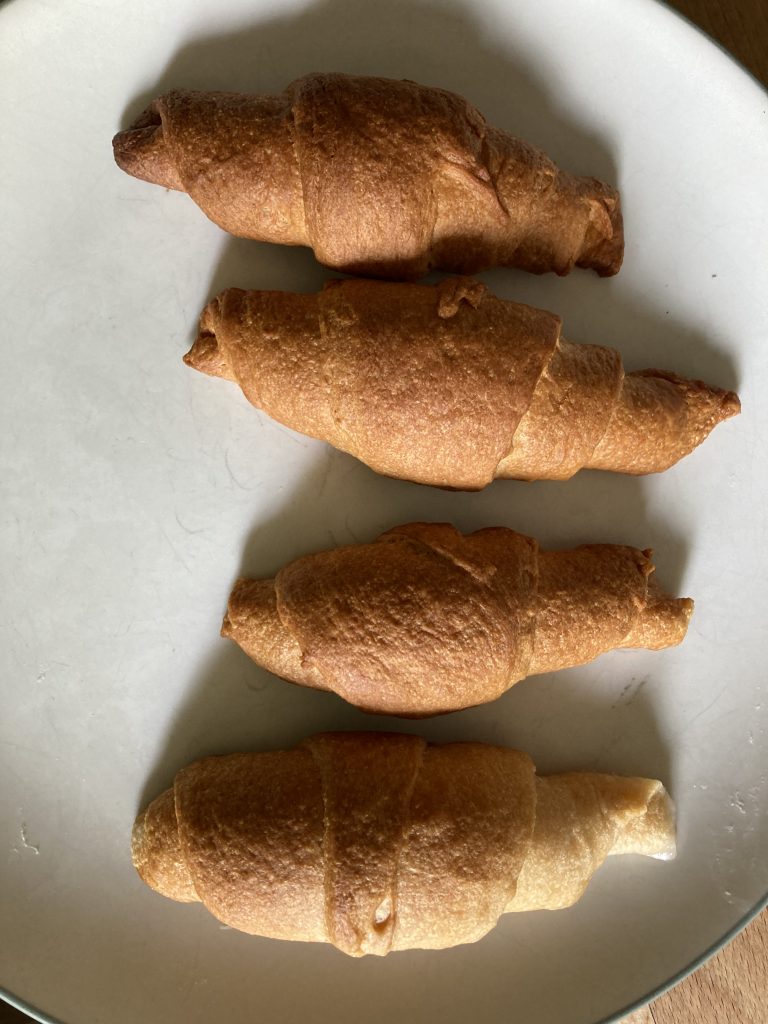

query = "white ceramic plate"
[2,0,766,1021]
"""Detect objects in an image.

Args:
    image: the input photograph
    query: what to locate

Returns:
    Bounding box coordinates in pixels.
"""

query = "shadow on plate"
[138,454,682,812]
[138,640,674,815]
[124,0,708,824]
[119,0,618,181]
[483,259,741,394]
[193,231,740,406]
[118,0,741,397]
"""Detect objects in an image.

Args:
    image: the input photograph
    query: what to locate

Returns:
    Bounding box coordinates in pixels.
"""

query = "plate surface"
[1,0,767,1022]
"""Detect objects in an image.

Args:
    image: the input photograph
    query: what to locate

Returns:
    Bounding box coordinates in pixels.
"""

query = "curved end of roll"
[624,579,694,651]
[611,782,677,861]
[588,370,739,475]
[221,578,246,640]
[221,577,271,640]
[222,578,324,690]
[720,388,742,420]
[113,100,184,191]
[641,369,741,459]
[132,787,198,903]
[184,298,237,382]
[576,185,624,277]
[131,807,148,867]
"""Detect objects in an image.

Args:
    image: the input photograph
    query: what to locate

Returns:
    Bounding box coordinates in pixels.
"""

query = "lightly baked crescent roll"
[184,276,740,490]
[133,732,675,956]
[113,72,623,279]
[222,522,693,716]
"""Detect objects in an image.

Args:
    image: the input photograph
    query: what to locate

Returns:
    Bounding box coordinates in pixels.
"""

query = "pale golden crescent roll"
[221,522,693,716]
[132,732,675,955]
[113,73,623,279]
[184,278,739,489]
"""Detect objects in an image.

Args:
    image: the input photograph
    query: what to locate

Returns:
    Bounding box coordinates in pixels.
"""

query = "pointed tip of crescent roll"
[721,388,742,419]
[222,578,327,692]
[649,367,741,430]
[646,369,741,466]
[588,369,740,475]
[183,330,231,380]
[132,788,198,903]
[577,187,624,277]
[183,298,237,382]
[113,101,184,191]
[611,782,677,860]
[221,577,258,640]
[623,583,694,651]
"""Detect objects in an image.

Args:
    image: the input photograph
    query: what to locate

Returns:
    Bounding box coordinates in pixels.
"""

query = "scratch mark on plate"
[20,823,40,854]
[611,675,649,709]
[224,448,251,491]
[159,527,192,574]
[315,448,335,501]
[684,681,732,732]
[174,509,206,535]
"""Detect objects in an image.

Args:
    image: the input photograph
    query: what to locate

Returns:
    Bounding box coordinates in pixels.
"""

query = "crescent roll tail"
[133,734,675,955]
[220,523,692,716]
[183,278,738,489]
[114,74,622,279]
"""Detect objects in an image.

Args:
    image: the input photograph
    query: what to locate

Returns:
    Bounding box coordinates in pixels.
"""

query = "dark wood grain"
[648,908,768,1024]
[664,0,768,85]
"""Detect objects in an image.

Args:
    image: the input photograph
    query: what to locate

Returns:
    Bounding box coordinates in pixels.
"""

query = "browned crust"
[132,734,675,954]
[183,278,739,488]
[113,74,624,278]
[221,523,692,716]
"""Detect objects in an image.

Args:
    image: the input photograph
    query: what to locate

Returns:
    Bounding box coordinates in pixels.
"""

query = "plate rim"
[3,889,768,1024]
[1,0,767,1021]
[656,0,768,101]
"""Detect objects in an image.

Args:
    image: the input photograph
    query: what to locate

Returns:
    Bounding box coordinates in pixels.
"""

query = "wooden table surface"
[1,2,766,1024]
